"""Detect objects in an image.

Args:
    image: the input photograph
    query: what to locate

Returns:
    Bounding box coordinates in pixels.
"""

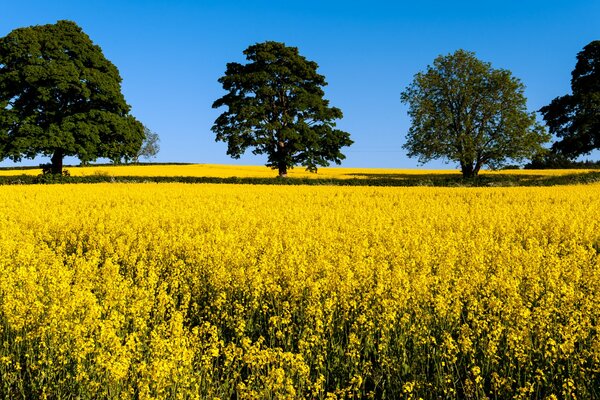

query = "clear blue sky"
[1,0,599,168]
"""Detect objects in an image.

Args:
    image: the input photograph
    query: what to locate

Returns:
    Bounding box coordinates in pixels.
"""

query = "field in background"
[1,183,599,398]
[0,163,596,179]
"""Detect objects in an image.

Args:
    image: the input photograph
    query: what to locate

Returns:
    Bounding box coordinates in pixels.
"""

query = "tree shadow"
[0,170,599,187]
[342,171,600,186]
[345,172,460,180]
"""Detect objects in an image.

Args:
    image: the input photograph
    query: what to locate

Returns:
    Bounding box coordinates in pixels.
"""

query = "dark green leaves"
[540,41,600,158]
[212,41,352,176]
[401,50,548,178]
[0,20,144,173]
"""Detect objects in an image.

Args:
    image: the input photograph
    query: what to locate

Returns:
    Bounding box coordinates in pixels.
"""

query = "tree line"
[0,20,598,177]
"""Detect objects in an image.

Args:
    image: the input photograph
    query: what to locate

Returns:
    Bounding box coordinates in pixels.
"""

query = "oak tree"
[540,41,600,158]
[212,41,352,177]
[401,50,548,178]
[0,20,144,174]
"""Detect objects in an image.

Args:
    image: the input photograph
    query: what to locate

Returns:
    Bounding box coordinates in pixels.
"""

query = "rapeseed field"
[1,183,599,399]
[0,163,593,179]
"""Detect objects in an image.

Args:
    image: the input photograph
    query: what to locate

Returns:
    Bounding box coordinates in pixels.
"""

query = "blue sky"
[1,0,599,168]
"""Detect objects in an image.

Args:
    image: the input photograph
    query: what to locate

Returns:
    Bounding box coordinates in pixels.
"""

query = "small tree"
[401,50,548,178]
[540,41,600,158]
[0,20,144,174]
[212,41,352,177]
[134,126,160,162]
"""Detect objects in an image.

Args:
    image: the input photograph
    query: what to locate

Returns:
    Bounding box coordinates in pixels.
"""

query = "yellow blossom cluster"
[0,163,592,179]
[1,183,599,399]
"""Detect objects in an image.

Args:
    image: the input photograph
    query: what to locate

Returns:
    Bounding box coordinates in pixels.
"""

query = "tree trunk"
[278,163,288,177]
[473,162,482,177]
[51,149,63,175]
[460,161,475,179]
[277,139,287,177]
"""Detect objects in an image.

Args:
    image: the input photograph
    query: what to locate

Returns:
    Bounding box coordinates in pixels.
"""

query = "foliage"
[134,126,160,162]
[212,41,353,177]
[540,41,600,158]
[0,20,144,174]
[525,151,600,169]
[1,184,600,398]
[401,50,549,178]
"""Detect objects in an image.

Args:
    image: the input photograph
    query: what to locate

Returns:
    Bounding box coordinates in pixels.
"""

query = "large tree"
[540,41,600,158]
[0,20,144,174]
[212,41,352,177]
[401,50,548,178]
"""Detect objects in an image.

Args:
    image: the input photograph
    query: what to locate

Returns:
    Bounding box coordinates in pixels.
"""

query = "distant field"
[0,163,595,179]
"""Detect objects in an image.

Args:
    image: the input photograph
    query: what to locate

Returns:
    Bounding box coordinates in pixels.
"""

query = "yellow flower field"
[1,183,600,399]
[0,163,593,179]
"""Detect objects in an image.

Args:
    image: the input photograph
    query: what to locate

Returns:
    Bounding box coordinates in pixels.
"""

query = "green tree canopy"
[401,50,548,178]
[0,20,144,174]
[212,41,352,177]
[540,41,600,158]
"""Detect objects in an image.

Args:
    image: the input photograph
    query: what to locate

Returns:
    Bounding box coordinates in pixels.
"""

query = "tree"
[540,41,600,158]
[212,41,352,177]
[401,50,548,178]
[0,20,144,174]
[134,126,160,162]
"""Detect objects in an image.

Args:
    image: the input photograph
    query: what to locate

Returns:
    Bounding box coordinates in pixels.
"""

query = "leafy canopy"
[212,41,352,176]
[401,50,548,178]
[540,41,600,158]
[0,20,144,173]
